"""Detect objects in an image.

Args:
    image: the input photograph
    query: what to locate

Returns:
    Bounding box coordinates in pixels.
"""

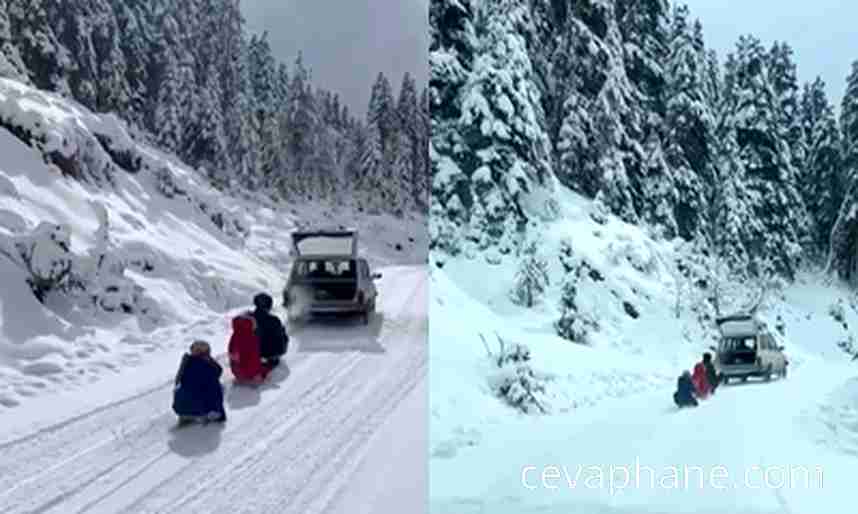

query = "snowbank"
[0,77,427,413]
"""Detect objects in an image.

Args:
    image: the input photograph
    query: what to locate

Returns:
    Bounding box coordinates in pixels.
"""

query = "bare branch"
[478,333,493,358]
[495,332,505,358]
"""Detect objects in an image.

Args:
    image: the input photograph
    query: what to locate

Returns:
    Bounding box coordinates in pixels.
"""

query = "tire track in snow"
[0,339,314,502]
[176,268,427,514]
[0,266,426,514]
[107,352,367,514]
[124,268,427,513]
[0,348,320,513]
[285,273,428,514]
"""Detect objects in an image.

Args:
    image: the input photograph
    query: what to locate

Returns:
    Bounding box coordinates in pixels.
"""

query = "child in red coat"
[692,361,712,399]
[228,314,271,385]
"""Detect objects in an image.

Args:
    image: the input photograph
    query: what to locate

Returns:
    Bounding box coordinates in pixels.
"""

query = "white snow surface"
[430,187,858,513]
[0,77,428,513]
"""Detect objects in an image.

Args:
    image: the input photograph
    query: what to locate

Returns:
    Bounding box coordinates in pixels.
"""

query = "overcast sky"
[241,0,429,118]
[685,0,855,113]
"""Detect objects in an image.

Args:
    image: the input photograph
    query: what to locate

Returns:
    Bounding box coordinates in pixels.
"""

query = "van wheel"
[763,365,773,382]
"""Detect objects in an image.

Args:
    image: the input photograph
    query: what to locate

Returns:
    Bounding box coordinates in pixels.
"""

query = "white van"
[282,229,381,325]
[711,313,788,384]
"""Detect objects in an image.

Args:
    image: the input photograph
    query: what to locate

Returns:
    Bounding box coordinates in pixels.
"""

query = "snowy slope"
[0,76,427,425]
[430,188,858,513]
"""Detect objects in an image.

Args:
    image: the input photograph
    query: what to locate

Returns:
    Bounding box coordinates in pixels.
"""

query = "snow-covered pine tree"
[416,86,431,213]
[396,72,421,214]
[108,0,158,129]
[345,120,370,209]
[429,0,476,255]
[0,0,28,81]
[5,0,73,96]
[662,6,713,241]
[455,0,551,254]
[828,61,858,282]
[250,36,286,193]
[44,0,130,115]
[553,0,615,199]
[282,53,314,198]
[720,35,810,278]
[304,87,337,203]
[153,49,192,156]
[799,77,843,255]
[509,240,549,308]
[708,132,754,275]
[362,72,397,212]
[379,73,399,210]
[555,0,651,227]
[842,61,858,185]
[389,134,411,216]
[768,42,805,176]
[359,117,384,212]
[617,0,680,236]
[219,0,255,190]
[190,64,229,187]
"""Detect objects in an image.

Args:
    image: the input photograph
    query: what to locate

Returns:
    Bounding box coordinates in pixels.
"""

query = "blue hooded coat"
[673,373,698,408]
[172,354,226,419]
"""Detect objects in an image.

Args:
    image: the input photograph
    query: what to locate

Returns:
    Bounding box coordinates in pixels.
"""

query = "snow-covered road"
[431,358,856,514]
[0,265,427,514]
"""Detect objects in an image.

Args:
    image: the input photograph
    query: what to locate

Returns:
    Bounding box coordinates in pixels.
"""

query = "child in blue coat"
[673,370,698,408]
[172,341,227,424]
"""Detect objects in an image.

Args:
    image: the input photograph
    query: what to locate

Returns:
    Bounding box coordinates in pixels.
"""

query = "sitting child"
[692,359,712,399]
[228,314,271,385]
[172,341,227,424]
[673,370,698,408]
[702,352,719,395]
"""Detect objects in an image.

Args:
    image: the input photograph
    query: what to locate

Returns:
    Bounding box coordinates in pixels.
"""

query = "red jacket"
[228,315,269,383]
[692,362,711,398]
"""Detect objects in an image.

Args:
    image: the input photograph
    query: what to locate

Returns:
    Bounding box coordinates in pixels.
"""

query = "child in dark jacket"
[702,352,719,394]
[251,293,289,368]
[172,341,226,423]
[673,370,698,408]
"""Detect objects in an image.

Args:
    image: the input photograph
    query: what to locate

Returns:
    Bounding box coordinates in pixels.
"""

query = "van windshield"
[293,259,357,279]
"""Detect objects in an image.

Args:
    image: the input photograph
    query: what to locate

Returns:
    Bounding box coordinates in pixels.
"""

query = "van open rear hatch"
[716,313,761,368]
[291,229,357,257]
